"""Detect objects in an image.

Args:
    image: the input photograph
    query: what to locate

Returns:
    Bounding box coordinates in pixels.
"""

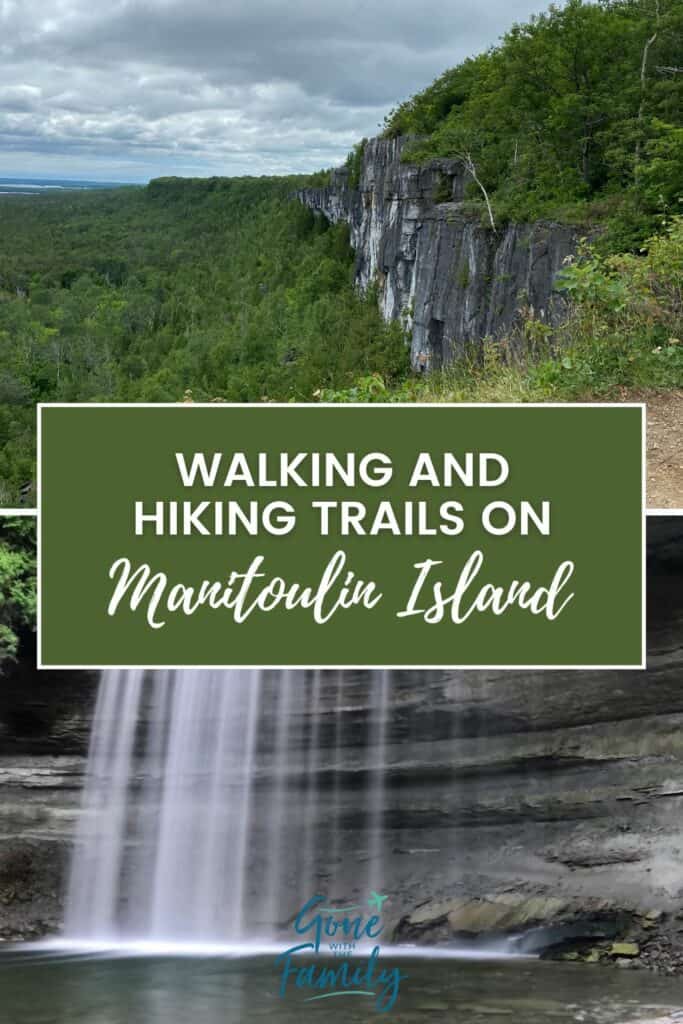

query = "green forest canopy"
[384,0,682,245]
[0,517,35,666]
[0,178,408,503]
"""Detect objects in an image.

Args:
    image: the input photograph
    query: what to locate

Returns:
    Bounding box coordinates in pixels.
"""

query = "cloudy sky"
[0,0,546,183]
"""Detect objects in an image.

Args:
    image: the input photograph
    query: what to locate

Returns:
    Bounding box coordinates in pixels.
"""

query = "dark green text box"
[39,404,643,668]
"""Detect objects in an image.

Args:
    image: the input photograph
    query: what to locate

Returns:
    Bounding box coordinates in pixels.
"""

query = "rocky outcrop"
[258,519,683,972]
[0,663,95,940]
[396,895,683,974]
[297,136,577,369]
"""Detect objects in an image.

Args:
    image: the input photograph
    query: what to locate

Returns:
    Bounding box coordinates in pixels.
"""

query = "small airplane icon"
[368,891,388,912]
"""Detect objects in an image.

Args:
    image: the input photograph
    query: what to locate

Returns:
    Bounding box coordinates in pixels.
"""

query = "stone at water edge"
[618,1016,683,1024]
[610,942,640,957]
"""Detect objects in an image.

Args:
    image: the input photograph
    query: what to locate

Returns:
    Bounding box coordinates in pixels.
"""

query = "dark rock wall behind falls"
[296,136,577,370]
[0,522,681,945]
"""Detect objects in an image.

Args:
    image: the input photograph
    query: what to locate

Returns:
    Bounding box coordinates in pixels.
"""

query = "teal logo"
[275,893,405,1012]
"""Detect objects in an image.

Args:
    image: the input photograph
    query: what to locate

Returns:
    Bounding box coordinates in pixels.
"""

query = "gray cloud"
[0,0,546,181]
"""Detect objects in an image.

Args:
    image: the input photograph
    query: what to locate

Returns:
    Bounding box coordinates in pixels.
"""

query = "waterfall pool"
[0,949,681,1024]
[37,667,683,1023]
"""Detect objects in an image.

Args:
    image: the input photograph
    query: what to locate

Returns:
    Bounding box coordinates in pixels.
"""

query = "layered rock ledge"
[297,137,576,370]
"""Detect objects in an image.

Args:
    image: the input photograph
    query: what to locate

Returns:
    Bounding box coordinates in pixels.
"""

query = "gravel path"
[645,391,683,510]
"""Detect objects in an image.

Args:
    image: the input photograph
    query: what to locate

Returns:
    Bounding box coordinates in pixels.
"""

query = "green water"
[0,952,681,1024]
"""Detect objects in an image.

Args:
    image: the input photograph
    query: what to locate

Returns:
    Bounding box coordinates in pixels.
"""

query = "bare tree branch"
[636,0,661,167]
[457,152,497,232]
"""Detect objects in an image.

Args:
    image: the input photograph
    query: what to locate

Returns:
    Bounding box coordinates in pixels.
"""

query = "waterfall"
[64,668,391,945]
[369,669,391,893]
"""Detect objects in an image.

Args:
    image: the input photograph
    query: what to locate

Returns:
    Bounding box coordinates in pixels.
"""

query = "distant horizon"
[0,168,333,187]
[0,173,143,186]
[0,175,142,196]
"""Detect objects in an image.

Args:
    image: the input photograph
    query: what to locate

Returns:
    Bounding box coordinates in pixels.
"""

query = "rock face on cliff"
[0,665,96,940]
[297,137,577,370]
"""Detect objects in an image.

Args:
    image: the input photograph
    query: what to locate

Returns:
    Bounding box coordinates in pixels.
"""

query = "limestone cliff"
[0,667,95,940]
[297,137,577,370]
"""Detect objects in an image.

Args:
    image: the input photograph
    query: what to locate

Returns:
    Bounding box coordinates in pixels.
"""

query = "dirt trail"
[644,391,683,510]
